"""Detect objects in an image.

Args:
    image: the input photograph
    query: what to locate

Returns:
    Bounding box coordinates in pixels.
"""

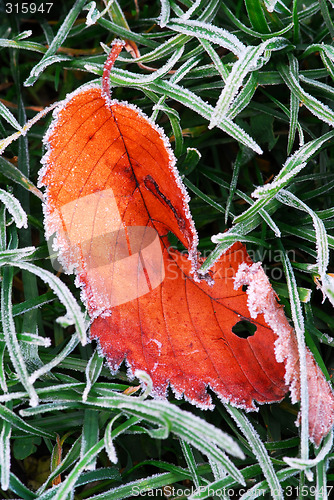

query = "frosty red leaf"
[40,41,334,445]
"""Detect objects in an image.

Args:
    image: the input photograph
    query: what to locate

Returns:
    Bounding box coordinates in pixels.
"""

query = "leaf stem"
[102,40,125,102]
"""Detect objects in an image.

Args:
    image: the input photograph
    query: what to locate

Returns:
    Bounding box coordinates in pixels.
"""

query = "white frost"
[158,0,170,28]
[234,260,334,445]
[0,189,28,229]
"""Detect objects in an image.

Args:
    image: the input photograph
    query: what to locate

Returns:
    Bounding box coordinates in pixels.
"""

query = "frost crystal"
[234,261,334,445]
[158,0,170,27]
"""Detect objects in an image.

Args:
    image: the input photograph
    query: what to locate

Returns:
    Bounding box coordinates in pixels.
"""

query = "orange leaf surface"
[39,42,334,445]
[90,242,287,409]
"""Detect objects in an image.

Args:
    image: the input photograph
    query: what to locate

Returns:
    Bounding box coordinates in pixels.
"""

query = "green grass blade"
[109,399,246,484]
[201,221,270,272]
[83,350,104,402]
[278,242,309,462]
[28,334,79,384]
[2,472,37,499]
[180,439,201,489]
[0,101,22,131]
[264,0,279,12]
[190,466,299,499]
[220,2,293,39]
[304,44,334,81]
[103,0,131,33]
[184,178,226,214]
[87,470,191,500]
[37,438,82,495]
[236,131,334,223]
[158,0,171,27]
[0,189,28,229]
[80,409,99,471]
[279,222,334,251]
[207,458,230,500]
[286,55,300,154]
[321,51,334,81]
[292,0,301,44]
[121,34,188,64]
[24,0,88,86]
[145,80,261,152]
[238,467,299,499]
[150,54,200,135]
[152,103,184,156]
[199,38,229,80]
[0,405,12,491]
[227,73,258,120]
[0,247,35,266]
[278,55,334,127]
[104,415,122,464]
[12,291,56,318]
[321,273,334,308]
[225,148,243,223]
[315,436,330,500]
[167,18,246,55]
[276,190,329,277]
[105,415,140,466]
[49,439,105,499]
[181,0,202,20]
[97,17,158,48]
[197,0,220,22]
[318,0,334,39]
[178,147,201,175]
[53,417,138,499]
[0,332,51,347]
[25,55,72,87]
[0,101,58,156]
[209,38,288,128]
[87,389,245,460]
[1,266,39,406]
[0,343,7,393]
[225,405,283,500]
[299,74,334,100]
[0,157,42,199]
[0,205,5,251]
[0,403,54,439]
[0,38,46,53]
[260,89,305,146]
[284,429,333,470]
[4,261,87,346]
[91,46,184,85]
[245,0,271,33]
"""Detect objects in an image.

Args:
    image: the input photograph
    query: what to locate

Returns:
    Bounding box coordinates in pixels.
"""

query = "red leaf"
[90,242,287,409]
[40,42,334,444]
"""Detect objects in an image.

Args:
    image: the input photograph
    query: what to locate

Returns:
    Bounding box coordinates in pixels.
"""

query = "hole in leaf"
[232,320,257,339]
